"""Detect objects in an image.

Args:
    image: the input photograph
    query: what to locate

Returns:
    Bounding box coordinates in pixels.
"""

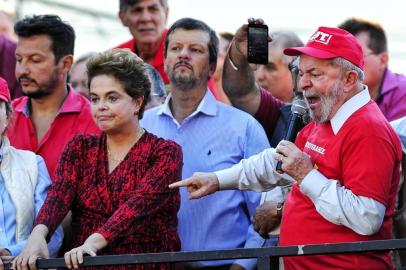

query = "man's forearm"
[222,44,260,116]
[216,148,294,191]
[223,42,257,96]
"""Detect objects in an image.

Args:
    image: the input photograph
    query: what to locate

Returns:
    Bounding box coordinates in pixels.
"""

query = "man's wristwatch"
[276,201,284,218]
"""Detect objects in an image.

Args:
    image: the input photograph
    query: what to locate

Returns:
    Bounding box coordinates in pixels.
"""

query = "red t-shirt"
[116,30,220,100]
[116,30,169,84]
[7,88,100,180]
[280,101,402,270]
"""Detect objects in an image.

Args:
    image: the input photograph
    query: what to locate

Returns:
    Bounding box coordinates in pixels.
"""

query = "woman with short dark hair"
[14,49,182,270]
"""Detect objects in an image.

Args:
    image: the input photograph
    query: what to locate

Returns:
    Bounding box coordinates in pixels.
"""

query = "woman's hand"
[12,225,49,270]
[64,233,107,269]
[64,243,97,269]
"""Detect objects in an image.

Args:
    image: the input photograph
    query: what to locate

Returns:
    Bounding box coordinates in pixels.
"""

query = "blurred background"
[1,0,405,71]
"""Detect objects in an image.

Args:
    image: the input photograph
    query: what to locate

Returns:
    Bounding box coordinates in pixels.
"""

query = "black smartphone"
[247,23,269,64]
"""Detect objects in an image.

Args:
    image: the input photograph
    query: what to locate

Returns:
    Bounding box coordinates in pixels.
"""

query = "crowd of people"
[0,0,406,269]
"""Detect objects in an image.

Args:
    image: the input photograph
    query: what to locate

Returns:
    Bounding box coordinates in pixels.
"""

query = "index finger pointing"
[169,179,192,189]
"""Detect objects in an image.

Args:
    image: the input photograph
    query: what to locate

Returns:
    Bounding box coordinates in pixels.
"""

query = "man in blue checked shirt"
[141,18,269,270]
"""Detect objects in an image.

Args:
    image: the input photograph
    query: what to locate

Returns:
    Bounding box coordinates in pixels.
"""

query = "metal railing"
[2,238,406,269]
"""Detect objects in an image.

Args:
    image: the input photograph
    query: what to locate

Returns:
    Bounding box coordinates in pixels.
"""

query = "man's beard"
[168,62,209,91]
[304,80,341,123]
[20,69,60,99]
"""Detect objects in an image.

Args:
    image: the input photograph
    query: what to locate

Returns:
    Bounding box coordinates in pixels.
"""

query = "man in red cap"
[0,76,64,263]
[170,24,402,270]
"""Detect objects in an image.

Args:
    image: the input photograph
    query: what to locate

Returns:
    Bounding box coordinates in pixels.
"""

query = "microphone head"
[291,95,308,116]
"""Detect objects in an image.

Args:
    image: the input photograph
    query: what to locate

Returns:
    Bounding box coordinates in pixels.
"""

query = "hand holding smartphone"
[247,23,269,64]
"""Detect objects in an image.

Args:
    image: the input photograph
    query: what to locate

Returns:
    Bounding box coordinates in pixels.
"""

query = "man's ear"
[118,10,129,27]
[342,70,359,93]
[378,51,389,70]
[59,55,73,74]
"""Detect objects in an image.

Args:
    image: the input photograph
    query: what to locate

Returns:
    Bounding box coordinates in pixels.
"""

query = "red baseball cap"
[0,77,11,103]
[284,26,364,70]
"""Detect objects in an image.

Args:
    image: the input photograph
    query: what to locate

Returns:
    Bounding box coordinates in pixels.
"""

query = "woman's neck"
[106,125,144,151]
[105,126,145,173]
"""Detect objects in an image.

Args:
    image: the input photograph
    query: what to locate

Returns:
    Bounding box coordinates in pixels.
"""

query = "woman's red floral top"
[35,131,183,269]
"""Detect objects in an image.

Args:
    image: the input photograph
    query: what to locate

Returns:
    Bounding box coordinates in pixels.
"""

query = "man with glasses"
[339,18,406,121]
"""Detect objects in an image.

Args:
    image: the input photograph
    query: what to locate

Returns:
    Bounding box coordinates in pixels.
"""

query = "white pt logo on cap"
[309,31,332,45]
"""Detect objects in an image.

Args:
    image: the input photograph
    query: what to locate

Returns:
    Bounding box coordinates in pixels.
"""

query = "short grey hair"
[331,57,365,82]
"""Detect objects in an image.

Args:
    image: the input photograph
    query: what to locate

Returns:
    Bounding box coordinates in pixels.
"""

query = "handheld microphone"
[276,95,307,173]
